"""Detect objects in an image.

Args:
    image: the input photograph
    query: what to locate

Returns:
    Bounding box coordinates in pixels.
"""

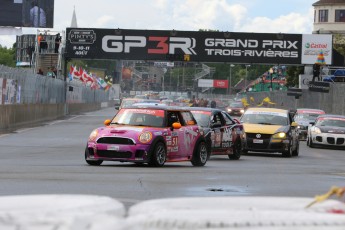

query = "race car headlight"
[297,125,301,129]
[227,109,232,112]
[272,132,287,139]
[139,131,153,144]
[89,129,98,141]
[240,109,245,113]
[311,127,321,134]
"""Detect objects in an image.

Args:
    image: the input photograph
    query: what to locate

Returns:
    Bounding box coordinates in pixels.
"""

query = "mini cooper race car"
[85,104,208,167]
[186,107,244,160]
[240,107,299,157]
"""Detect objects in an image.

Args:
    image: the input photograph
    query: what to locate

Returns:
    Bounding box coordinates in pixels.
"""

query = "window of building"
[335,10,345,22]
[319,10,328,22]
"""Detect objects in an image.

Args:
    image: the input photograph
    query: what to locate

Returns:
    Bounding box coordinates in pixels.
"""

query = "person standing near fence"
[54,33,61,53]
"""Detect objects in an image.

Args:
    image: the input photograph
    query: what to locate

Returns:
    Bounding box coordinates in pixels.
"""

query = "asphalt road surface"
[0,107,343,209]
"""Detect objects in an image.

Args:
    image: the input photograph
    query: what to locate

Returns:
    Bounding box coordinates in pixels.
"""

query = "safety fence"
[0,65,108,104]
[0,65,110,133]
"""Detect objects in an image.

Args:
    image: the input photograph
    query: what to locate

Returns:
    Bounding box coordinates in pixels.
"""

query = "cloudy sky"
[0,0,316,48]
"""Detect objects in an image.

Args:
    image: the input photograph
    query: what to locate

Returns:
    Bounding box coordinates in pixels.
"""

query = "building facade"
[313,0,345,34]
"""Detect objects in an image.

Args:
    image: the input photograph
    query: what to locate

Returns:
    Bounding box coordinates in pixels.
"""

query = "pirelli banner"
[65,28,332,65]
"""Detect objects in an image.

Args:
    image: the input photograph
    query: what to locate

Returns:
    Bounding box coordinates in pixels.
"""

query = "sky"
[0,0,317,48]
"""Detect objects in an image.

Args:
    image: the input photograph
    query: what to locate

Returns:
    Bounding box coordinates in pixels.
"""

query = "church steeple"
[71,6,78,27]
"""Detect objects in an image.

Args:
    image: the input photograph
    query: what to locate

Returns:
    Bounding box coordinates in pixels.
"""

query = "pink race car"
[85,104,209,167]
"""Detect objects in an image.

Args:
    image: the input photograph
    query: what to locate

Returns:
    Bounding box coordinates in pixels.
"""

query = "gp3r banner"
[65,28,304,64]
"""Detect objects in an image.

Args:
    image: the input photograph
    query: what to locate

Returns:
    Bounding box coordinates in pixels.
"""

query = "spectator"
[40,35,48,53]
[202,98,208,107]
[52,66,57,77]
[26,44,34,67]
[46,67,56,78]
[210,100,217,108]
[37,33,43,53]
[54,33,61,53]
[199,98,205,107]
[37,68,44,75]
[30,1,46,27]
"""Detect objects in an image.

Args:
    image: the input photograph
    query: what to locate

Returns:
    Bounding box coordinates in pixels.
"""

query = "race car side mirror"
[104,119,111,126]
[309,121,315,126]
[172,122,182,129]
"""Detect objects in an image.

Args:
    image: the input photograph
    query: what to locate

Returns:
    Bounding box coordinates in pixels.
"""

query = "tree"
[0,45,16,67]
[286,66,304,87]
[333,34,345,57]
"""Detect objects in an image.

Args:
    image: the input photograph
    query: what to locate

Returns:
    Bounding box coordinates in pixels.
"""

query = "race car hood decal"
[243,124,286,134]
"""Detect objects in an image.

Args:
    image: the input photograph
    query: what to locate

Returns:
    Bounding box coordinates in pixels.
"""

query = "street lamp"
[228,64,235,95]
[245,64,250,92]
[269,68,274,91]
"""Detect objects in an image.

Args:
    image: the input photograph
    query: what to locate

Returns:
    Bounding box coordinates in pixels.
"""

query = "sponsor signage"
[198,79,228,88]
[299,74,313,89]
[198,79,213,88]
[213,80,228,88]
[308,81,330,93]
[66,28,303,64]
[301,34,333,65]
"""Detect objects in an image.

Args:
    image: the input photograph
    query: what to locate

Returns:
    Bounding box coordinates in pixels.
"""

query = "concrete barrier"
[0,102,109,134]
[246,83,345,115]
[0,194,126,230]
[126,196,345,229]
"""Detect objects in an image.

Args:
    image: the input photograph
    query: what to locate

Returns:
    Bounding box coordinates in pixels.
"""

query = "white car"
[307,114,345,148]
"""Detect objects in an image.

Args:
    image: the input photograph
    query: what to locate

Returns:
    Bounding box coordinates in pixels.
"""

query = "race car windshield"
[242,114,288,126]
[121,100,138,108]
[230,102,243,108]
[112,109,164,127]
[191,112,211,127]
[317,118,345,127]
[295,113,320,121]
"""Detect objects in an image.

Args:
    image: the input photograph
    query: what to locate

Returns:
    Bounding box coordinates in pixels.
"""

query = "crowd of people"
[190,96,217,108]
[37,32,61,54]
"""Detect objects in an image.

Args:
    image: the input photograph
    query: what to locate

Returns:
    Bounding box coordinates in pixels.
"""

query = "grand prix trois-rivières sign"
[65,28,332,65]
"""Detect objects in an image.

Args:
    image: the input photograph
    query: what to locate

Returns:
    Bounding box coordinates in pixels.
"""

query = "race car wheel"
[228,140,241,160]
[148,142,166,167]
[85,147,103,166]
[292,140,299,156]
[191,141,208,166]
[282,142,292,158]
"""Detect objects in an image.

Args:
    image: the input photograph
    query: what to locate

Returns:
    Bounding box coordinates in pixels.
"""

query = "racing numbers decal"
[221,127,233,148]
[172,137,178,146]
[214,130,221,147]
[223,127,232,142]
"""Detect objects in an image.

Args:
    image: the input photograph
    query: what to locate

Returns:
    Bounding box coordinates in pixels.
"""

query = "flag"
[74,67,84,83]
[68,65,75,81]
[97,77,109,90]
[82,71,95,85]
[90,73,99,89]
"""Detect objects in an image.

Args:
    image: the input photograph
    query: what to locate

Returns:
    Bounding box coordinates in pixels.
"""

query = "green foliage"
[66,59,117,76]
[0,45,16,67]
[333,34,345,57]
[286,66,304,88]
